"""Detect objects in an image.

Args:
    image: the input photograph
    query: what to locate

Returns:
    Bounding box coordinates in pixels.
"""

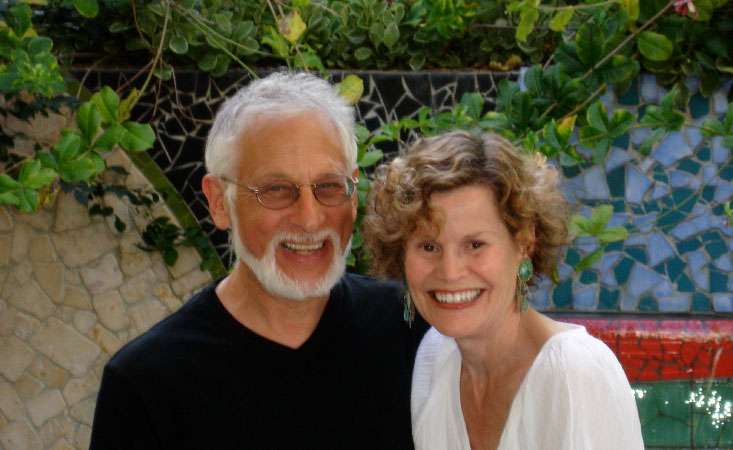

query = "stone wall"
[0,150,212,450]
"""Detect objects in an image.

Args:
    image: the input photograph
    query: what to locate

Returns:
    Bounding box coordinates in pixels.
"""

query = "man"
[89,72,425,450]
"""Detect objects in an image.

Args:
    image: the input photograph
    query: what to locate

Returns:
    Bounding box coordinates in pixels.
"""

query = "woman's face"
[404,184,525,340]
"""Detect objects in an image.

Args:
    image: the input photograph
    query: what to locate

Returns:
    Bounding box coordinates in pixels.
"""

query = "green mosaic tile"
[614,257,634,284]
[697,146,711,161]
[552,279,573,308]
[674,191,699,215]
[688,92,710,119]
[706,240,728,260]
[666,257,686,282]
[561,164,581,178]
[635,382,692,446]
[643,200,660,213]
[642,416,691,447]
[605,241,623,251]
[612,133,630,149]
[657,210,687,230]
[678,158,701,174]
[653,262,666,275]
[606,166,625,198]
[692,292,712,312]
[677,237,702,254]
[695,420,733,448]
[653,164,669,183]
[617,79,639,105]
[639,295,659,312]
[579,270,598,284]
[661,196,674,208]
[702,185,716,202]
[631,205,644,215]
[677,273,695,292]
[710,270,728,293]
[721,164,733,181]
[702,230,724,242]
[612,199,625,212]
[691,382,733,447]
[625,246,648,264]
[713,204,727,216]
[598,287,619,309]
[564,248,580,267]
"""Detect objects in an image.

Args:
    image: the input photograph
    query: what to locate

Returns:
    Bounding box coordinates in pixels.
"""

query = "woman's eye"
[421,242,436,252]
[470,241,484,250]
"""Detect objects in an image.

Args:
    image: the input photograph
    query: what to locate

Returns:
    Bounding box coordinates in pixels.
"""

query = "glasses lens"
[314,177,354,206]
[258,182,299,209]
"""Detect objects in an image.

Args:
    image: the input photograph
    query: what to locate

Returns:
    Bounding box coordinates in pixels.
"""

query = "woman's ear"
[516,225,536,258]
[202,174,232,230]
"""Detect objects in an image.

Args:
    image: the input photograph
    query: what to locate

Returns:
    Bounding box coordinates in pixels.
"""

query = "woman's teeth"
[432,289,481,304]
[282,241,325,253]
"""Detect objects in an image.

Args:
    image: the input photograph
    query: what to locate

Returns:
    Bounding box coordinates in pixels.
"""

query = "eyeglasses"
[220,175,357,210]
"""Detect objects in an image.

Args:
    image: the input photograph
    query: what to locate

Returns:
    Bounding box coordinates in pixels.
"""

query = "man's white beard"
[229,211,351,301]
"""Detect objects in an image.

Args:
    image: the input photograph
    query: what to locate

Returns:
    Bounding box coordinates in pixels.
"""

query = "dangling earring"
[403,289,415,328]
[517,258,533,312]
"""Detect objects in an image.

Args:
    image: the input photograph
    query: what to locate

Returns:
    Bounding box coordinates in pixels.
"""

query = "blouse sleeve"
[514,332,645,450]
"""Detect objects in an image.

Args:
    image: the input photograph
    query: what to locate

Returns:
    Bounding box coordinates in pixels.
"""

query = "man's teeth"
[433,290,481,304]
[282,241,325,252]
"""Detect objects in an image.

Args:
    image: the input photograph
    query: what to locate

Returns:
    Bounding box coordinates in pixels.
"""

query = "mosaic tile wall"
[77,70,732,316]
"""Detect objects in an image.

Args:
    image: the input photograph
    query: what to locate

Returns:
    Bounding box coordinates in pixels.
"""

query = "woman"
[364,131,644,450]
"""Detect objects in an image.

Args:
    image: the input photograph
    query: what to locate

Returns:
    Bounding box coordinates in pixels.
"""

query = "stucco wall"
[0,149,212,449]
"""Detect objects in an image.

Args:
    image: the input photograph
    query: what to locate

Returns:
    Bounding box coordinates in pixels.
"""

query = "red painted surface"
[557,317,733,382]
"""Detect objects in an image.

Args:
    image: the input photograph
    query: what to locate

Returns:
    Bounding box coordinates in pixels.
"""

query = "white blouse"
[411,325,645,450]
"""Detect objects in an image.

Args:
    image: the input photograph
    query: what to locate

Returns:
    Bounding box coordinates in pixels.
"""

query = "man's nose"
[290,186,326,231]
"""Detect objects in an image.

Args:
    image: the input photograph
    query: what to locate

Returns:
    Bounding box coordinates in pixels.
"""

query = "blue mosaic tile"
[638,295,659,312]
[658,294,690,312]
[573,285,598,310]
[598,287,620,310]
[677,158,701,174]
[620,292,639,311]
[702,185,715,202]
[633,213,657,232]
[647,232,674,266]
[575,237,598,254]
[614,257,634,284]
[606,166,625,198]
[710,270,728,293]
[652,164,668,183]
[650,182,670,200]
[677,273,695,292]
[712,138,730,164]
[642,200,659,213]
[565,248,580,267]
[625,246,648,264]
[657,209,686,230]
[611,199,625,213]
[677,237,702,254]
[670,170,698,188]
[605,148,632,172]
[628,264,665,298]
[713,89,730,114]
[720,164,733,182]
[529,282,550,309]
[552,279,573,309]
[612,133,629,149]
[672,188,698,213]
[652,279,674,298]
[713,294,733,312]
[683,126,703,149]
[693,268,710,291]
[701,164,717,183]
[579,166,610,200]
[640,74,660,103]
[580,270,598,284]
[714,182,733,203]
[688,93,710,119]
[714,254,733,271]
[630,126,651,148]
[653,132,693,167]
[626,165,652,203]
[691,292,712,312]
[697,146,711,161]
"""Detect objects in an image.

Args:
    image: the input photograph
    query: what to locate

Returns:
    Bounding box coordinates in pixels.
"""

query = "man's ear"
[202,174,231,230]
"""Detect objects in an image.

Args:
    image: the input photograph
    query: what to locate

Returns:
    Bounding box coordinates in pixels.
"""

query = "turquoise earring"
[517,258,533,312]
[403,289,415,328]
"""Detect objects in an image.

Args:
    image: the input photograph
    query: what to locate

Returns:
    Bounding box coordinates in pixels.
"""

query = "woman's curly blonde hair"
[363,130,569,283]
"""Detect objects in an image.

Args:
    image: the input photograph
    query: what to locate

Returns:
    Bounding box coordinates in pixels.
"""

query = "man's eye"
[265,184,292,193]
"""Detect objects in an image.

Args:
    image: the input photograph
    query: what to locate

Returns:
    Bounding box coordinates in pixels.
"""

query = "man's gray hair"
[205,72,358,177]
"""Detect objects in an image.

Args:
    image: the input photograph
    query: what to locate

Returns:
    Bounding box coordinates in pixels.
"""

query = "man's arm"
[90,364,160,450]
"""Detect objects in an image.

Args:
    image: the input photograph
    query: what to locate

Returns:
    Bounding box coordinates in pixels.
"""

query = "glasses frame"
[219,175,358,210]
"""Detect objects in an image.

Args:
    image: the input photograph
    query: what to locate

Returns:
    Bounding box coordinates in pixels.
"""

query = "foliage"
[139,216,220,272]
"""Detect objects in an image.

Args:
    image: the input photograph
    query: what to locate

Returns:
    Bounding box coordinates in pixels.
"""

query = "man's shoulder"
[105,282,220,374]
[339,272,402,301]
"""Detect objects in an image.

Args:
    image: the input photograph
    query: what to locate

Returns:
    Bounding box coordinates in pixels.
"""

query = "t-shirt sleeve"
[90,363,160,450]
[516,333,645,450]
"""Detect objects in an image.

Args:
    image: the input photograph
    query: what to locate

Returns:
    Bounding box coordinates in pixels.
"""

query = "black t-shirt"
[90,273,427,450]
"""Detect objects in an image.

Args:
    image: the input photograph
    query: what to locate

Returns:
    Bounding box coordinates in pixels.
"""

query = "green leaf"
[620,0,639,21]
[354,47,372,61]
[8,4,32,37]
[93,123,126,151]
[169,35,189,54]
[262,27,289,58]
[337,75,364,106]
[590,204,613,233]
[198,53,218,71]
[0,174,21,192]
[516,6,539,43]
[701,118,724,137]
[383,22,400,49]
[602,55,639,85]
[569,214,593,237]
[586,101,609,133]
[597,226,628,244]
[119,122,155,152]
[0,192,19,207]
[576,248,603,271]
[637,31,673,62]
[163,247,179,266]
[27,37,53,57]
[73,0,99,18]
[91,87,121,125]
[77,102,101,145]
[118,88,140,123]
[576,23,603,67]
[638,129,666,156]
[54,133,82,161]
[608,109,634,138]
[459,93,484,120]
[22,163,57,189]
[549,9,573,32]
[358,150,384,168]
[15,188,39,213]
[18,160,40,185]
[278,11,307,44]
